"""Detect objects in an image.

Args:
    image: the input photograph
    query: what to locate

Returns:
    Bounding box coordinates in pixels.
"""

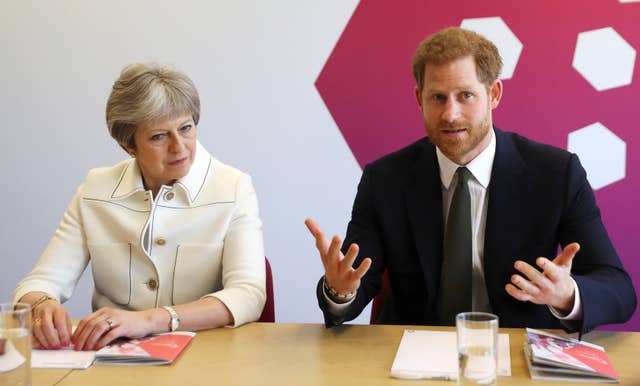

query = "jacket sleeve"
[205,174,266,327]
[13,185,90,304]
[560,154,637,333]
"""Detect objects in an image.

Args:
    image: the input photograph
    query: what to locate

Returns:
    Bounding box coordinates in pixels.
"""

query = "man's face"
[415,56,502,165]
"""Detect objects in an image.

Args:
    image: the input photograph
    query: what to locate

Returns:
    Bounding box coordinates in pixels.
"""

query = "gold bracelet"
[31,295,57,311]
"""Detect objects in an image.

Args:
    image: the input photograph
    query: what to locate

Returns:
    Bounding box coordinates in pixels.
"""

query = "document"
[0,341,26,372]
[94,331,195,365]
[32,347,95,369]
[524,328,619,383]
[31,331,195,368]
[390,329,511,380]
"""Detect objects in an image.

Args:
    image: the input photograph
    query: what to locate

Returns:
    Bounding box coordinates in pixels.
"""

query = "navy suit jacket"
[317,128,636,333]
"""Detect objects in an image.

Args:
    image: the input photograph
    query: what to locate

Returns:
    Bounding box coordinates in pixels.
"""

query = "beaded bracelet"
[323,276,356,302]
[31,295,57,311]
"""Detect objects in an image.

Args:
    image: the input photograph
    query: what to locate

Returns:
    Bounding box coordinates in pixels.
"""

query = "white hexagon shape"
[567,122,626,190]
[460,17,523,80]
[572,27,636,91]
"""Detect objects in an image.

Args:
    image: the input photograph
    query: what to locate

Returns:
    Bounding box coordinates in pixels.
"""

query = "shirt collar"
[111,140,211,204]
[173,140,211,204]
[436,128,496,189]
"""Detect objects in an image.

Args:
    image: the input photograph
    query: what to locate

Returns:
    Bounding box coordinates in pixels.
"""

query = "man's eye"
[432,94,446,102]
[462,92,473,99]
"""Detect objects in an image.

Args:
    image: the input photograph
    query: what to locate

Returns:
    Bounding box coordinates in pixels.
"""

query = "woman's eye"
[179,125,192,132]
[150,134,165,141]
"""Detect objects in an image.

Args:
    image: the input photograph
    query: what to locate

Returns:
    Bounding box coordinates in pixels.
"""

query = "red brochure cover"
[525,328,619,383]
[95,331,195,365]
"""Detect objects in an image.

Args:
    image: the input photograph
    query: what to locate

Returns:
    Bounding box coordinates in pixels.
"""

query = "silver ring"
[106,319,114,329]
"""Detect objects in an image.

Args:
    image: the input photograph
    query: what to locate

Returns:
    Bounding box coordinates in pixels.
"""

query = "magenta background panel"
[316,0,640,331]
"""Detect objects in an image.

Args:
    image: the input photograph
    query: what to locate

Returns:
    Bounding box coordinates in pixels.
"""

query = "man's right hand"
[305,218,371,300]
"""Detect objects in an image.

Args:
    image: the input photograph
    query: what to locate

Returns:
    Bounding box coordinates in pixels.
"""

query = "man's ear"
[414,86,422,108]
[489,79,503,109]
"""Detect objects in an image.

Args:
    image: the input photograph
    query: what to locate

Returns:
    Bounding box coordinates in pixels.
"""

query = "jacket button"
[147,279,158,291]
[164,191,175,201]
[155,238,166,246]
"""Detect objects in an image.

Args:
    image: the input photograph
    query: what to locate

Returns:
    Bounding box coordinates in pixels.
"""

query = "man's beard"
[426,110,492,163]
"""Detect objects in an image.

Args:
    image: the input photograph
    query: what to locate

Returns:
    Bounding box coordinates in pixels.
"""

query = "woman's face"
[126,113,197,194]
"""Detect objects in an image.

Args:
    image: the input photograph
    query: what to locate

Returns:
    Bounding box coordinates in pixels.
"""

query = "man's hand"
[305,218,371,300]
[505,242,580,313]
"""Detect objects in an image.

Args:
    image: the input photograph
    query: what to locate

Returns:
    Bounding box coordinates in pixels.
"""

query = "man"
[306,27,636,333]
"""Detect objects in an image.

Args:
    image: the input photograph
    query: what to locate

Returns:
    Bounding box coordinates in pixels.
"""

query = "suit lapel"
[404,139,444,305]
[484,129,529,302]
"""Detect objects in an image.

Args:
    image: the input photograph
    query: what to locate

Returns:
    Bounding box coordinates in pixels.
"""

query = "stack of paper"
[95,331,195,365]
[524,328,619,383]
[390,329,511,380]
[31,331,195,368]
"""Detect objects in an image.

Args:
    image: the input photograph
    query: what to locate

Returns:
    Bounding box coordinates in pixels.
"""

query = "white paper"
[390,329,511,380]
[31,347,95,369]
[0,340,26,372]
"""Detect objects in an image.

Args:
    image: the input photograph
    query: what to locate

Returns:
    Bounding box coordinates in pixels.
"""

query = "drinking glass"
[0,302,31,386]
[456,312,498,386]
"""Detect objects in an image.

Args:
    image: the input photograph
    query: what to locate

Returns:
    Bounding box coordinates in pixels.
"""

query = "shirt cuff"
[323,284,355,317]
[548,277,583,320]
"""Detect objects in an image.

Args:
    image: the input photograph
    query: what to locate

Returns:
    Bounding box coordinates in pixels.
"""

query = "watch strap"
[162,306,180,332]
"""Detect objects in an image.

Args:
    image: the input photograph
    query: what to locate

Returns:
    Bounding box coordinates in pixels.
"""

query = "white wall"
[0,0,371,324]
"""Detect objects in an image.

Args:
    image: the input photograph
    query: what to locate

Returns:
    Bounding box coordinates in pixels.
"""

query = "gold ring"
[34,317,42,326]
[106,319,114,329]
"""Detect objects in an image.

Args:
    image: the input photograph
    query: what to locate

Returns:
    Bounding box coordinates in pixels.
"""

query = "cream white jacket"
[14,141,266,327]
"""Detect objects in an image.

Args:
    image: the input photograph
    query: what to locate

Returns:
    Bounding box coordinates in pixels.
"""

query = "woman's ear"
[122,144,136,157]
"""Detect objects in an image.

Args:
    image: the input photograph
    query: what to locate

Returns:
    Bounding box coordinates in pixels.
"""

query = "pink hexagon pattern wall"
[316,0,639,331]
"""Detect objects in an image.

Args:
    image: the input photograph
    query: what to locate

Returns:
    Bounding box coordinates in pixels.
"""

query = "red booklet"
[94,331,195,365]
[524,328,619,383]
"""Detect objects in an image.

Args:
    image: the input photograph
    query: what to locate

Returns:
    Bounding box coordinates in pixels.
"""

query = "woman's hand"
[21,293,72,350]
[72,307,164,351]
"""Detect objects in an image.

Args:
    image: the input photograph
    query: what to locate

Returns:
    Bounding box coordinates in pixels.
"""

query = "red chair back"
[370,269,390,324]
[258,257,275,322]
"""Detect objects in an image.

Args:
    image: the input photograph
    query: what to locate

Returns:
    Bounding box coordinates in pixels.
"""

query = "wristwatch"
[162,306,180,332]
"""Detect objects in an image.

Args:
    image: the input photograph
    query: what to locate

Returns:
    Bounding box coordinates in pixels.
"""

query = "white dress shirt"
[326,129,582,321]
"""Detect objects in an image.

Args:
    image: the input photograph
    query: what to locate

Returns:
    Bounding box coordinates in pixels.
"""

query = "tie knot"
[457,167,471,184]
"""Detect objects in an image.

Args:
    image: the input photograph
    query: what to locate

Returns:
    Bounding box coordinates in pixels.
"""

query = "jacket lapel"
[484,129,529,303]
[404,139,444,305]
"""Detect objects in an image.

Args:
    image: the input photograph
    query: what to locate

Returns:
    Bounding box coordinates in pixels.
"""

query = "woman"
[13,63,266,351]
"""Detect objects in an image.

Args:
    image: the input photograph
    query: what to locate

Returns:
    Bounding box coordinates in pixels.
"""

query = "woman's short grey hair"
[106,63,200,150]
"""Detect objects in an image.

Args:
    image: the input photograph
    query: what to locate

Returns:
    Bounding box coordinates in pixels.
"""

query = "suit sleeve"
[560,154,637,333]
[317,164,387,327]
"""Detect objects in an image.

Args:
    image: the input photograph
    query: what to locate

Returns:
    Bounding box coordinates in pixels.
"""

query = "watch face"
[171,316,179,331]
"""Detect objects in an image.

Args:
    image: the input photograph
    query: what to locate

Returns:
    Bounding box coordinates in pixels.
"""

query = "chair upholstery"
[258,257,275,322]
[370,269,390,324]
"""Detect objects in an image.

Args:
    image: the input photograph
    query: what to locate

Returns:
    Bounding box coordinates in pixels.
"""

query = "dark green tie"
[438,167,472,325]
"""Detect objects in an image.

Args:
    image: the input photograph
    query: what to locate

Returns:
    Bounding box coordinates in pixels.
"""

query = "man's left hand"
[505,242,580,313]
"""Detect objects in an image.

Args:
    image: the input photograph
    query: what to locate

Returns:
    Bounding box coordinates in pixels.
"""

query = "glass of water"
[0,302,31,386]
[456,312,498,386]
